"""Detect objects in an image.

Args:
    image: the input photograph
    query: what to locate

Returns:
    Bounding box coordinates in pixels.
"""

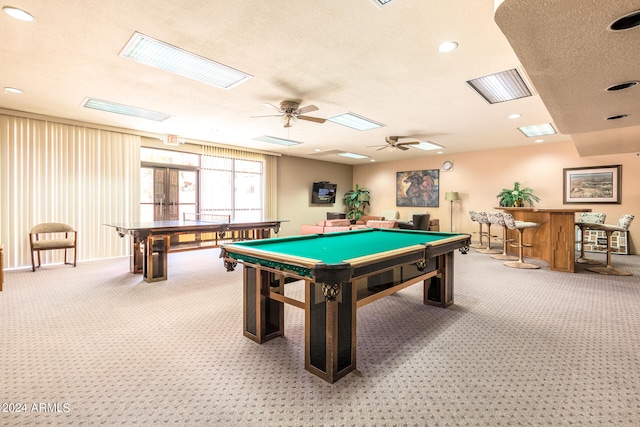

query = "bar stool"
[488,212,518,261]
[474,211,501,254]
[575,212,606,265]
[585,214,634,276]
[502,213,541,269]
[468,210,484,249]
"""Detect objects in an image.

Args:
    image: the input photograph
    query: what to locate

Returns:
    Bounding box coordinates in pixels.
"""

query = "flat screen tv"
[311,182,337,204]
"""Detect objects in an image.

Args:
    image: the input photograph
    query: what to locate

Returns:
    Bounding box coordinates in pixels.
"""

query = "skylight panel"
[120,32,252,90]
[81,98,172,121]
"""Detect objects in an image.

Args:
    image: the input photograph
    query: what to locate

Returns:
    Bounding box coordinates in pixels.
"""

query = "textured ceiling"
[495,0,640,157]
[1,1,637,164]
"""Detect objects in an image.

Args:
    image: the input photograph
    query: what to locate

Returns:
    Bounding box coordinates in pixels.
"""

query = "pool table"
[221,228,470,383]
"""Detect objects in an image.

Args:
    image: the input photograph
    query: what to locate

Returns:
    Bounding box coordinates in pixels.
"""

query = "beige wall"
[352,140,639,254]
[277,156,353,236]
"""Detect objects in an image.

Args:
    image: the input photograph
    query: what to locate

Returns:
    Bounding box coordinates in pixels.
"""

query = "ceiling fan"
[251,100,326,128]
[368,136,420,151]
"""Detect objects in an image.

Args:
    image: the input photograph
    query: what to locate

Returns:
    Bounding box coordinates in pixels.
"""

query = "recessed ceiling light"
[370,159,376,162]
[508,113,521,119]
[327,112,385,131]
[518,123,556,137]
[3,6,34,22]
[466,68,533,104]
[81,97,172,121]
[4,87,23,94]
[606,114,629,121]
[608,9,640,31]
[606,81,638,91]
[253,135,302,146]
[338,152,369,159]
[120,32,252,90]
[437,41,458,53]
[535,139,544,143]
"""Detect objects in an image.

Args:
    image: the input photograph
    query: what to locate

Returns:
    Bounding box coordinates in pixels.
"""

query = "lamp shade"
[445,191,460,201]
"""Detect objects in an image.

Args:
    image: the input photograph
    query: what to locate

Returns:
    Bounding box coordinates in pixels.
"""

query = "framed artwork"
[396,169,439,207]
[563,165,621,204]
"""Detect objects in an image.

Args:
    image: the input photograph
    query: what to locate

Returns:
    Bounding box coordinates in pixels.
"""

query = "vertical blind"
[0,113,140,268]
[201,145,278,220]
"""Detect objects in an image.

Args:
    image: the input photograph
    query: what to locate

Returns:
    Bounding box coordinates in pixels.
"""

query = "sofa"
[300,219,398,235]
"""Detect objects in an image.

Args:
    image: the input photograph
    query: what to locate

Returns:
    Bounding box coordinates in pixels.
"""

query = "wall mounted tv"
[311,182,337,204]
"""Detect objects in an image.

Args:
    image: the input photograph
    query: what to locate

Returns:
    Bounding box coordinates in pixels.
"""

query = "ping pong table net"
[183,212,231,223]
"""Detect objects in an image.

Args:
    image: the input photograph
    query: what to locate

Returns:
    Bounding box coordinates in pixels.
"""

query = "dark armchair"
[398,214,431,231]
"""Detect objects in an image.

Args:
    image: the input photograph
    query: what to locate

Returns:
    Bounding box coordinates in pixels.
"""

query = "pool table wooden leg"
[424,252,455,308]
[305,281,357,383]
[242,267,284,343]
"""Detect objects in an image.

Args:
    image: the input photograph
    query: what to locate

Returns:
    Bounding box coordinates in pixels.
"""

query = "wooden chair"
[585,214,634,276]
[29,223,77,271]
[575,212,606,265]
[502,213,541,269]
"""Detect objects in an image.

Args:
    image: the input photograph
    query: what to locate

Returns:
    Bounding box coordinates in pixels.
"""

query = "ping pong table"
[105,214,286,282]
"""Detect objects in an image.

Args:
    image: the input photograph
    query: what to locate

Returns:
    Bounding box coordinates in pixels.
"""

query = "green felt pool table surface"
[226,228,468,264]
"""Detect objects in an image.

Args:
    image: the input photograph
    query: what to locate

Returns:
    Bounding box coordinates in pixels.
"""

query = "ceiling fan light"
[281,115,297,128]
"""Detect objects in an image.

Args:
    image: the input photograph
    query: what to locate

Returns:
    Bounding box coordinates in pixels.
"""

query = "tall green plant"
[343,184,371,220]
[496,181,540,207]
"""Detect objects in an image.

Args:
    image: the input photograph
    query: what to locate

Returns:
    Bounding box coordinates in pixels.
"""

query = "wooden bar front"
[498,207,590,273]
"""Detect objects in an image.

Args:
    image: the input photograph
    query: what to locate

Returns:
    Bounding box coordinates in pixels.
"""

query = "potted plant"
[343,184,371,220]
[496,182,540,207]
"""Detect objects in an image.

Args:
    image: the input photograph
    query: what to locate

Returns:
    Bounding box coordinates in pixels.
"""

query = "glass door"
[141,167,197,222]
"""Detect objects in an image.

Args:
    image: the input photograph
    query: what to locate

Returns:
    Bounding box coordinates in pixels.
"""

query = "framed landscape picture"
[396,169,439,207]
[563,165,621,204]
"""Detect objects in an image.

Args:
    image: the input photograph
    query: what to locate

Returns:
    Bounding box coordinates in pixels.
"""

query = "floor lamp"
[445,191,460,232]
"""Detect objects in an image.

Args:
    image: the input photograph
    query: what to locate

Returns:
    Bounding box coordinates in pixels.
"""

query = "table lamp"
[445,191,460,232]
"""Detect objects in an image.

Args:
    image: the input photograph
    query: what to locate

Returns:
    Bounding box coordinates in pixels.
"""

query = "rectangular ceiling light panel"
[82,98,172,121]
[254,135,303,146]
[370,0,396,7]
[337,152,369,159]
[327,112,385,131]
[120,32,252,90]
[466,68,532,104]
[518,123,557,137]
[412,141,444,151]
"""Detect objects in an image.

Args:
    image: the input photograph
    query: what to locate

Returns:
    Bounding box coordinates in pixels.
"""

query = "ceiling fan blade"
[376,146,388,151]
[297,104,319,114]
[298,115,326,123]
[397,145,411,151]
[396,141,420,146]
[262,102,283,112]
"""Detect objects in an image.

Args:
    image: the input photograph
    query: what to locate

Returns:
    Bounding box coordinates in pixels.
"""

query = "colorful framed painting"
[563,165,621,204]
[396,169,439,207]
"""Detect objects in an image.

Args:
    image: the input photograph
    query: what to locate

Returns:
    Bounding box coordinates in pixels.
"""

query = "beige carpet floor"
[1,246,639,426]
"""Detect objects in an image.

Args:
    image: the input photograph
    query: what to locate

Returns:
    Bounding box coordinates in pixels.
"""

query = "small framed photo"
[563,165,621,204]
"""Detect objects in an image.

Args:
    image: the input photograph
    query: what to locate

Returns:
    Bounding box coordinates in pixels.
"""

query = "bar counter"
[497,207,591,273]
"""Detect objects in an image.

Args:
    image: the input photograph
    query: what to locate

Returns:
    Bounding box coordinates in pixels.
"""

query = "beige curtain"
[201,145,278,220]
[0,113,140,269]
